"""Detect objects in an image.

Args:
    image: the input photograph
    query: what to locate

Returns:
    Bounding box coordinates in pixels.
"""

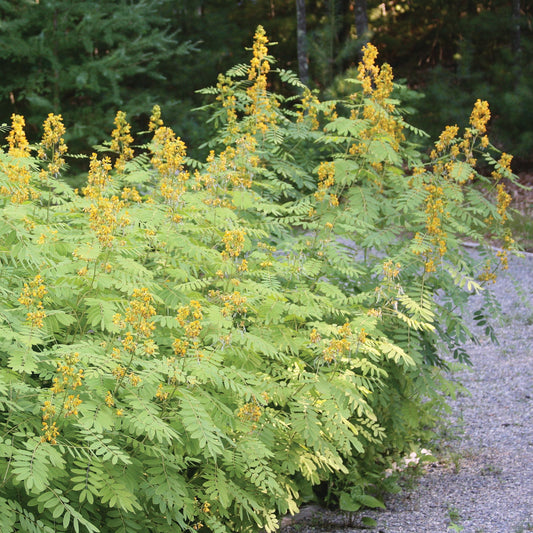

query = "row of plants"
[0,27,518,532]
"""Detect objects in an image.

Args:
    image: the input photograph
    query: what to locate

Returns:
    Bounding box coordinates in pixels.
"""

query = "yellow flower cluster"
[110,111,134,172]
[121,186,143,203]
[478,259,497,283]
[323,322,352,363]
[491,153,513,225]
[496,183,512,223]
[18,274,47,328]
[114,288,157,351]
[297,88,320,130]
[434,125,459,154]
[148,105,164,132]
[51,352,84,394]
[423,183,447,272]
[220,291,248,318]
[246,25,278,134]
[38,113,68,179]
[126,288,156,336]
[357,43,379,95]
[469,99,491,134]
[355,44,404,149]
[496,233,515,270]
[383,259,401,280]
[155,383,169,401]
[41,399,60,444]
[86,195,129,248]
[176,300,203,340]
[63,394,82,417]
[82,153,113,198]
[7,114,30,157]
[429,117,483,182]
[216,75,239,138]
[1,114,36,203]
[105,390,115,407]
[314,162,336,202]
[238,401,262,423]
[41,352,84,444]
[173,301,203,358]
[309,328,321,344]
[172,338,189,357]
[222,229,246,258]
[203,137,257,199]
[151,126,190,206]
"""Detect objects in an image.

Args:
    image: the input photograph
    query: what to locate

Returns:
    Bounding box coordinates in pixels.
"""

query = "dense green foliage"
[0,27,519,532]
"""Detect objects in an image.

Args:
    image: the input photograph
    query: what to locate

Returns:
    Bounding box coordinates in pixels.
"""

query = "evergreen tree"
[0,0,194,150]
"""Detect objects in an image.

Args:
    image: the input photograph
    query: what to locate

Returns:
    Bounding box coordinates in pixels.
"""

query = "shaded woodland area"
[0,0,531,164]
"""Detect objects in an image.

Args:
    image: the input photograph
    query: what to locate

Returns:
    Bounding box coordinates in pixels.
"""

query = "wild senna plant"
[0,26,519,532]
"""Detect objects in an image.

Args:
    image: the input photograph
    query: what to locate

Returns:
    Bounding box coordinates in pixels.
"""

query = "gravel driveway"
[281,249,533,533]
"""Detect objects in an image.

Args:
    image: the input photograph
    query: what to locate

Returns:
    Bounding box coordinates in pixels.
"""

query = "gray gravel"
[281,250,533,533]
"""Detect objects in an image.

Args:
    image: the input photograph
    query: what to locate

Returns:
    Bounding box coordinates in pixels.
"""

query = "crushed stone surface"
[280,250,533,533]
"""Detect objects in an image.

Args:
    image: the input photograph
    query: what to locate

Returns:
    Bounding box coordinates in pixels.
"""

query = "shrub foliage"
[0,26,518,532]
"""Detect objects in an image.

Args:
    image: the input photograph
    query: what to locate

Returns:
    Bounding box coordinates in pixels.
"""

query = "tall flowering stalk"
[246,25,278,135]
[0,114,35,203]
[110,110,134,173]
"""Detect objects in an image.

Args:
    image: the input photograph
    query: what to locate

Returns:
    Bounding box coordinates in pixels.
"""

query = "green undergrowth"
[0,26,520,533]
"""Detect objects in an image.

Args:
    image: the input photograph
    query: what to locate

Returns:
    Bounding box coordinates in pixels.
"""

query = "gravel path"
[281,250,533,533]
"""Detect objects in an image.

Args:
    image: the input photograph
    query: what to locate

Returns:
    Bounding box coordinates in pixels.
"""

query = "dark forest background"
[0,0,531,167]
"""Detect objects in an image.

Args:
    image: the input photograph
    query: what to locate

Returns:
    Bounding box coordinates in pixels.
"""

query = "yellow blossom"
[105,391,115,407]
[7,114,30,157]
[469,99,491,134]
[63,394,82,417]
[38,113,68,179]
[149,104,164,132]
[110,111,134,172]
[238,402,262,423]
[222,229,246,258]
[41,421,60,444]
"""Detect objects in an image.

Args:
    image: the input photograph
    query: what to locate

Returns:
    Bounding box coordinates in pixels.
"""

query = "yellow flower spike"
[238,402,262,423]
[7,114,30,157]
[129,372,142,387]
[355,44,405,148]
[309,328,321,344]
[63,394,82,417]
[469,99,491,134]
[1,114,38,202]
[357,43,380,95]
[83,153,113,198]
[496,183,512,222]
[246,26,277,133]
[148,105,164,132]
[105,391,115,407]
[172,338,189,357]
[41,113,66,150]
[110,111,134,172]
[435,125,459,153]
[156,383,169,401]
[41,421,60,444]
[222,229,246,258]
[39,113,68,180]
[41,400,56,421]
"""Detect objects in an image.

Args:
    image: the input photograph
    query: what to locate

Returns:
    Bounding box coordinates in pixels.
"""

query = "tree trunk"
[353,0,369,57]
[296,0,309,85]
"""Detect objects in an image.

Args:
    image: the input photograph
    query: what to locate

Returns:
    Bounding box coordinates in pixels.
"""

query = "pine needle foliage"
[0,26,519,532]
